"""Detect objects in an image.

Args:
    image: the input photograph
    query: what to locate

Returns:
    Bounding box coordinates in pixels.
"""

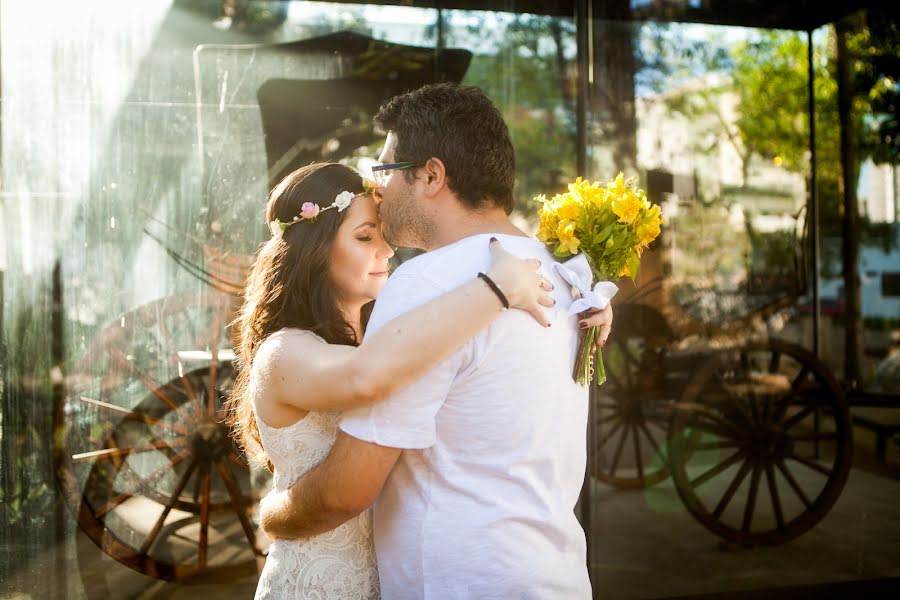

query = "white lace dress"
[254,411,380,599]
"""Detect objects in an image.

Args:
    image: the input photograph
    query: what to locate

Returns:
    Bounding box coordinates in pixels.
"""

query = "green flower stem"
[572,323,595,385]
[595,345,607,387]
[571,324,607,386]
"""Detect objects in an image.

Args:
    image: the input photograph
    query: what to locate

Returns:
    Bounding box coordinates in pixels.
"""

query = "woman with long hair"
[228,162,555,599]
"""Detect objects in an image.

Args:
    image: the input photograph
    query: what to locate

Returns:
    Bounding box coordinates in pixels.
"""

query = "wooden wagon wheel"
[54,291,264,583]
[592,304,678,489]
[667,339,852,546]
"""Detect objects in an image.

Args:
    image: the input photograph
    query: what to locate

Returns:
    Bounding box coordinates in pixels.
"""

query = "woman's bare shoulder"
[254,328,327,374]
[252,329,324,424]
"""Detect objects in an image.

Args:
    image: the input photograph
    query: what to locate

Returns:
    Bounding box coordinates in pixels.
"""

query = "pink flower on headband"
[300,202,320,220]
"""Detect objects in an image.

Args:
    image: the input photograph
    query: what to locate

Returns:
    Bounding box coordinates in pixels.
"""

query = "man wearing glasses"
[260,83,601,599]
[370,160,420,188]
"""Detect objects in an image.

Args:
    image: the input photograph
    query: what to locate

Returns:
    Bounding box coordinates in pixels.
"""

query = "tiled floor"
[589,462,900,598]
[4,449,900,598]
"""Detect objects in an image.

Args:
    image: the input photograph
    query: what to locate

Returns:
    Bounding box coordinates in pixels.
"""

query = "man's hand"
[258,432,402,541]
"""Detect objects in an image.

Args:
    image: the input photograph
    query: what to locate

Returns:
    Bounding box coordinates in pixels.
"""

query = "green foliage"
[732,18,899,263]
[734,33,823,173]
[655,12,898,277]
[855,7,900,165]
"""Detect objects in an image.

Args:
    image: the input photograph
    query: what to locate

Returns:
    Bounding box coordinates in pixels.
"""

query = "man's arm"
[259,432,401,540]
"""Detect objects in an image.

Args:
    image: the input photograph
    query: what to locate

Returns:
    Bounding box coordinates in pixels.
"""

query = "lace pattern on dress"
[254,410,380,599]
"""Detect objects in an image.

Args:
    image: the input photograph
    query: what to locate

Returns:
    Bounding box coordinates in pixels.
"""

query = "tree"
[854,6,900,166]
[731,14,900,272]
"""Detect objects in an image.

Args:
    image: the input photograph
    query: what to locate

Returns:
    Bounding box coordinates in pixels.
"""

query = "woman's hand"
[485,238,555,327]
[579,304,614,350]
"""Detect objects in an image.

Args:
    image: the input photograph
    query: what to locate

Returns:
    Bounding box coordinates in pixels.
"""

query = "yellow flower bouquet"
[536,173,663,385]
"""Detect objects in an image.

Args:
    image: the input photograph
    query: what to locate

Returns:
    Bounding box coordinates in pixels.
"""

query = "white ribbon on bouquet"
[553,252,619,315]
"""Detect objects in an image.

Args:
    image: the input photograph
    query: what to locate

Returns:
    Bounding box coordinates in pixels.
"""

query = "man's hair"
[375,83,516,214]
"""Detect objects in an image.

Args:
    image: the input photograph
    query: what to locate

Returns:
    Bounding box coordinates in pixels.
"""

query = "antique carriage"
[590,185,854,547]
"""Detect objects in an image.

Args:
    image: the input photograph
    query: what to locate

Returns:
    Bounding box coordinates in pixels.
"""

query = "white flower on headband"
[269,219,285,239]
[269,186,372,239]
[334,191,354,212]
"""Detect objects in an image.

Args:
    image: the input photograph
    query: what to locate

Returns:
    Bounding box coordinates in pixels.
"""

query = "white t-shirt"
[340,233,592,600]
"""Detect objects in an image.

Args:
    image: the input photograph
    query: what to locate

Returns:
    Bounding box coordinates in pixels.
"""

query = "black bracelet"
[477,272,510,310]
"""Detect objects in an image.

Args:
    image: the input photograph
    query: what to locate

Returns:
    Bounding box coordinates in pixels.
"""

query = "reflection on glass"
[2,2,899,598]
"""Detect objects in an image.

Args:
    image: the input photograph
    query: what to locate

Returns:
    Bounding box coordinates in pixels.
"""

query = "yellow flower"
[585,186,608,210]
[607,172,627,194]
[567,177,592,200]
[557,220,581,255]
[538,205,558,235]
[634,204,663,246]
[568,177,606,210]
[532,174,662,279]
[611,193,643,225]
[537,224,554,243]
[637,219,661,247]
[554,194,581,222]
[603,172,644,225]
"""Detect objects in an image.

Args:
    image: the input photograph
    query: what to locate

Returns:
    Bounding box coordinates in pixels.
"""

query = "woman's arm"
[268,239,554,412]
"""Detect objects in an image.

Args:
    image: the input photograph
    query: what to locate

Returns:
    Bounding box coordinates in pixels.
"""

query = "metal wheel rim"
[667,339,852,546]
[54,292,263,581]
[592,304,675,489]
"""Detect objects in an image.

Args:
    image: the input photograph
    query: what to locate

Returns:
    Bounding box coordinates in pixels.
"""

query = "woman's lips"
[370,271,389,277]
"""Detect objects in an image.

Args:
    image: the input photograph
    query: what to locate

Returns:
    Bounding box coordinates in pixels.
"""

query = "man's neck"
[425,206,528,252]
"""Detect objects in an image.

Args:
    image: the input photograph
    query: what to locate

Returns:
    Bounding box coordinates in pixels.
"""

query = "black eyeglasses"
[371,161,421,187]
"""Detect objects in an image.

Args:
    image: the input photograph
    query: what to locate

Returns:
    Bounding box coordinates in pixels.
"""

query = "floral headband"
[269,179,376,239]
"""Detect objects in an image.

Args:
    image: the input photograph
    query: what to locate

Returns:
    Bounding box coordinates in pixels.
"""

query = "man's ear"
[421,157,446,198]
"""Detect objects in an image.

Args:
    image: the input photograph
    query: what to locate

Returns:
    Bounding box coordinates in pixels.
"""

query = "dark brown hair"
[375,83,516,214]
[228,162,371,471]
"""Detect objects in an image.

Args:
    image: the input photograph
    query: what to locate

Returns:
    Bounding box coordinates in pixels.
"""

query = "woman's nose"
[378,240,394,260]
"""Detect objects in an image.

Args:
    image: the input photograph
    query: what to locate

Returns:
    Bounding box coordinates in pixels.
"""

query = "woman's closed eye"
[357,236,373,242]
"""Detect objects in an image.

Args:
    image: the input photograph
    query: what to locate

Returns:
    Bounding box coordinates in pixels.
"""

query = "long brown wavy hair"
[228,162,373,472]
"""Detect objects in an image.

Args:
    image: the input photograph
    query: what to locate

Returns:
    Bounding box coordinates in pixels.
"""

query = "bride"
[227,162,557,599]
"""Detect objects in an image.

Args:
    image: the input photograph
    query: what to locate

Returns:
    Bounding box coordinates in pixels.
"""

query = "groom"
[259,83,609,598]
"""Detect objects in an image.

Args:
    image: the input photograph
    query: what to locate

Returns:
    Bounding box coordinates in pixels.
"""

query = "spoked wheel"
[592,304,677,489]
[54,291,265,584]
[668,339,852,546]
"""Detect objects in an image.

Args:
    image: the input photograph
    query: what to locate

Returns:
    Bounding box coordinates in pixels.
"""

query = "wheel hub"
[745,427,792,462]
[190,421,231,460]
[621,399,643,425]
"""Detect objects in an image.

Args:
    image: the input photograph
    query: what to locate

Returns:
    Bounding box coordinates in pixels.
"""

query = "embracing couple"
[229,83,613,599]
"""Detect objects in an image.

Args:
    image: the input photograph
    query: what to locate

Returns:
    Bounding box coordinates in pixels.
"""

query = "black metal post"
[51,261,68,594]
[836,23,862,387]
[575,0,593,586]
[577,0,590,177]
[807,29,821,359]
